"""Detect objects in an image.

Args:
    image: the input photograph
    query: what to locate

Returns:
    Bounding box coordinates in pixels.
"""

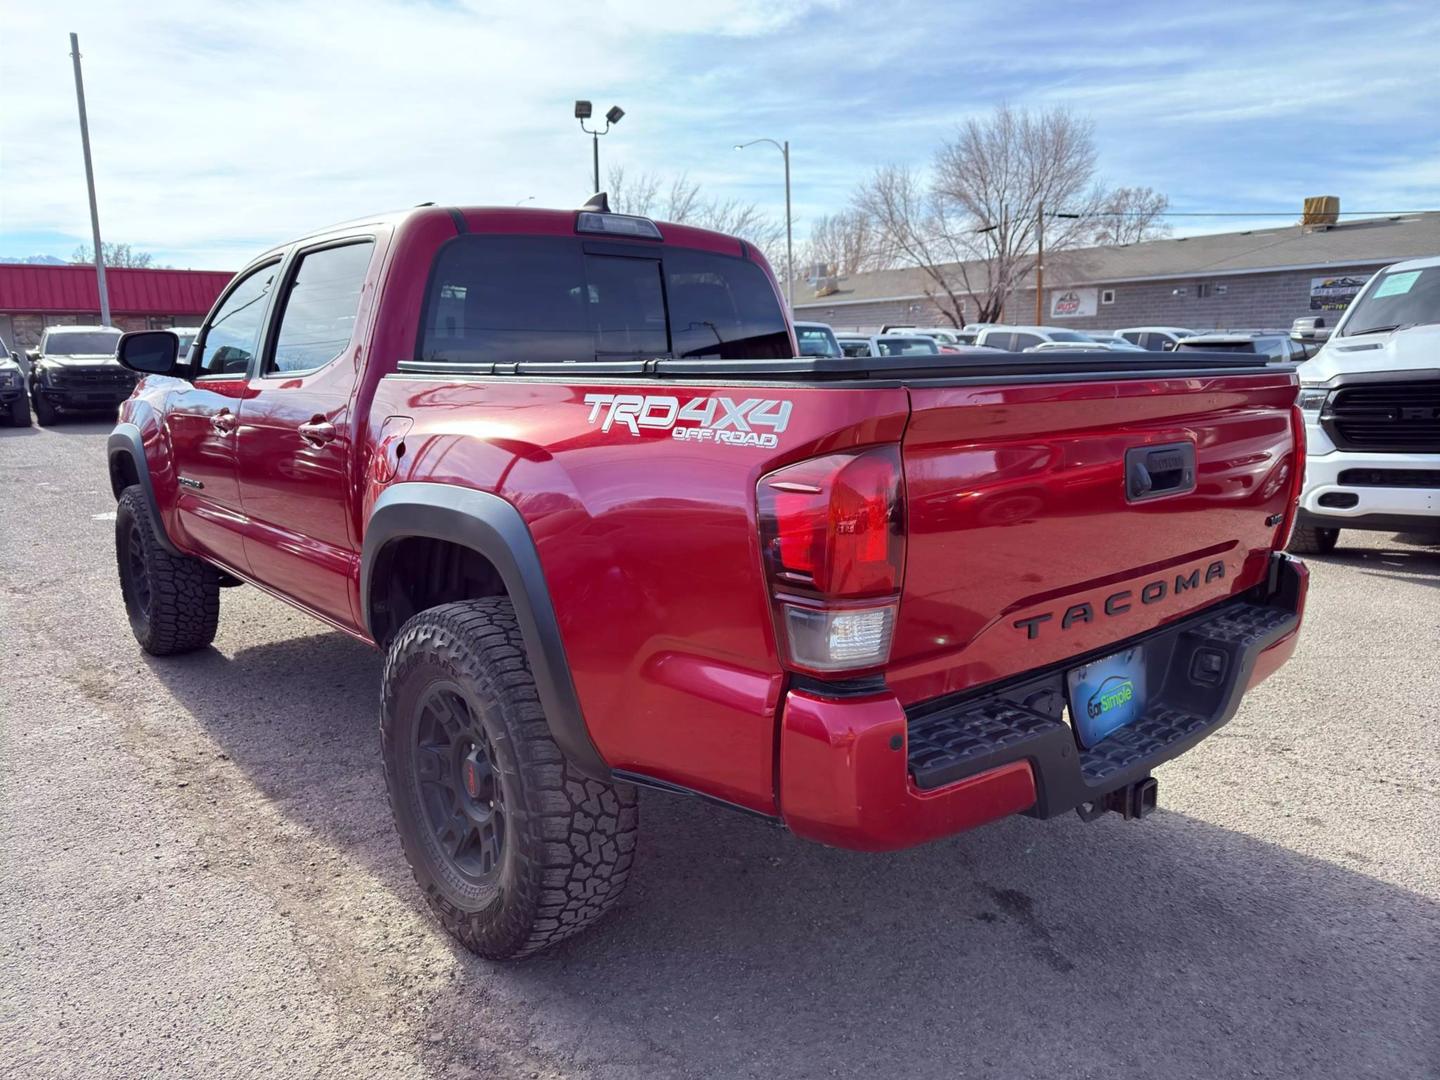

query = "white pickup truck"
[1291,255,1440,552]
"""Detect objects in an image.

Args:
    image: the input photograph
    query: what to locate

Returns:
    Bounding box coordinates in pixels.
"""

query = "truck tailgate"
[887,370,1300,706]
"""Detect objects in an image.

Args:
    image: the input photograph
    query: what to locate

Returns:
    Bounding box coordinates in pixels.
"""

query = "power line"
[1077,209,1435,217]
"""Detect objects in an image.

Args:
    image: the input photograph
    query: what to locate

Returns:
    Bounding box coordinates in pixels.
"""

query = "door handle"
[298,419,337,447]
[210,410,237,434]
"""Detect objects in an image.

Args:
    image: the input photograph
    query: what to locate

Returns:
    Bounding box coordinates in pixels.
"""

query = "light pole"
[69,32,110,327]
[576,101,623,195]
[735,138,792,308]
[1032,204,1082,323]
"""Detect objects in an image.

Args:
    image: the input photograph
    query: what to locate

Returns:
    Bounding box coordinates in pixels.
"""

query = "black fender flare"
[108,423,182,556]
[360,482,610,781]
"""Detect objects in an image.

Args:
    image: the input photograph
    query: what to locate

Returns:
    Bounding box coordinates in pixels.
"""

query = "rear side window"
[417,235,790,364]
[269,241,374,374]
[980,332,1010,350]
[1010,333,1042,350]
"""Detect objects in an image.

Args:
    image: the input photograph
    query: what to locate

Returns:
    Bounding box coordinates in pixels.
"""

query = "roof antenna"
[580,192,610,213]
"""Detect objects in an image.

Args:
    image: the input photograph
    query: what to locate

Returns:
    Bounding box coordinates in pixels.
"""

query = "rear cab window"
[418,236,791,364]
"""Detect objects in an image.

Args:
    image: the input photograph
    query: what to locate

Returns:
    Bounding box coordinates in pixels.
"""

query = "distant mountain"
[0,254,69,265]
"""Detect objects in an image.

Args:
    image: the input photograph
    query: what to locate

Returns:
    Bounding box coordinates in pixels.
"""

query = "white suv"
[1291,255,1440,553]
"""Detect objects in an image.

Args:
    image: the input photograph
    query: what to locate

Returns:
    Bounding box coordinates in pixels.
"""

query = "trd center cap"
[462,750,484,800]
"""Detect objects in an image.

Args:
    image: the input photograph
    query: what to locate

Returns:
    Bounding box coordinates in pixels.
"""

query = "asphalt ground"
[2,417,1437,1080]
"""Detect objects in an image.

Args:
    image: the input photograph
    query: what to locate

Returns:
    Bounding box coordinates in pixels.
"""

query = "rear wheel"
[381,598,638,960]
[30,392,58,426]
[7,397,29,426]
[115,486,221,654]
[1288,525,1340,554]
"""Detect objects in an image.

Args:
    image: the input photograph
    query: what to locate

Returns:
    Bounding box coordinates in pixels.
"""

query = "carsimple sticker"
[1372,270,1420,298]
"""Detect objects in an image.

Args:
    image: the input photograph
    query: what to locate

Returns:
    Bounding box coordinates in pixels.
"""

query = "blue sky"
[2,0,1437,269]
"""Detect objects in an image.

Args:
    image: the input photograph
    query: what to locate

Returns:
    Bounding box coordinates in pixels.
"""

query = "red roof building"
[0,263,235,349]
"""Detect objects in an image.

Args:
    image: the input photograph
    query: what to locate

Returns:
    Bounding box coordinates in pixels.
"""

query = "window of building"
[1196,283,1213,299]
[1100,289,1115,305]
[269,241,374,374]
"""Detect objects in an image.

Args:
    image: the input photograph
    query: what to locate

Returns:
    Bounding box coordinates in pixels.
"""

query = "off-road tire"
[381,599,638,960]
[115,485,220,654]
[1288,524,1340,554]
[30,392,58,426]
[6,397,29,426]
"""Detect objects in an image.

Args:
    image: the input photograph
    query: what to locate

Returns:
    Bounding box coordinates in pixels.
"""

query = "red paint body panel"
[778,690,1037,850]
[117,203,1307,847]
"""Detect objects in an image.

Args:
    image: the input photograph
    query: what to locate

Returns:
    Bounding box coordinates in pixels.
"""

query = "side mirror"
[26,348,39,361]
[8,351,18,363]
[118,330,184,377]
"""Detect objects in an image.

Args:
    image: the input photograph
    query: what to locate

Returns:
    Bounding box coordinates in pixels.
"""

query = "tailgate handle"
[1126,442,1196,502]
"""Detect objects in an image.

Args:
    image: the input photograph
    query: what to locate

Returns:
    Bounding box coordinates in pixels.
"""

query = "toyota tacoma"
[106,200,1309,958]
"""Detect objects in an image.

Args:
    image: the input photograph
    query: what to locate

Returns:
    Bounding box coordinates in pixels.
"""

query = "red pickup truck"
[108,200,1308,959]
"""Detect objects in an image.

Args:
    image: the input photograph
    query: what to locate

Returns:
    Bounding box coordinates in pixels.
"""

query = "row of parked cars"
[796,321,1318,363]
[0,324,199,426]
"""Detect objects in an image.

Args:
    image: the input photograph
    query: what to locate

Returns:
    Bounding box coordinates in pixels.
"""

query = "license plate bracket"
[1066,646,1146,747]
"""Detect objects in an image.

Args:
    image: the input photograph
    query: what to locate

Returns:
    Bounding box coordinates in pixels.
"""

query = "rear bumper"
[778,554,1308,851]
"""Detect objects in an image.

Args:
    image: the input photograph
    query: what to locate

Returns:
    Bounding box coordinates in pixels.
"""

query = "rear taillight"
[758,446,905,673]
[1279,403,1307,548]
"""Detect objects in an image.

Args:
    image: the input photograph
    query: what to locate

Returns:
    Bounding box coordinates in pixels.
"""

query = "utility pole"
[70,32,110,327]
[1034,199,1045,324]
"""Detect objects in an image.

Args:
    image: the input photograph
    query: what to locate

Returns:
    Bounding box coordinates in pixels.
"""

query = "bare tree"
[797,209,894,280]
[1091,186,1171,245]
[857,105,1153,324]
[71,241,158,268]
[607,165,785,267]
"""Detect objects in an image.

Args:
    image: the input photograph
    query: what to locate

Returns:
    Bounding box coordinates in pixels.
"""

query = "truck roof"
[274,203,751,261]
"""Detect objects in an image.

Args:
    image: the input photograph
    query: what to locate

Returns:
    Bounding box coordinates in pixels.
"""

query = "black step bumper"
[905,555,1308,818]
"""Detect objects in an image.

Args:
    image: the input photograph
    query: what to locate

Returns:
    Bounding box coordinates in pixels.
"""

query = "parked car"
[793,321,842,358]
[107,200,1307,960]
[1081,332,1146,351]
[171,326,202,365]
[1290,315,1333,344]
[26,325,130,425]
[1289,254,1440,553]
[832,334,941,358]
[1174,332,1311,364]
[974,325,1096,351]
[1023,340,1141,353]
[880,326,970,349]
[835,333,874,357]
[0,341,29,426]
[1115,327,1197,351]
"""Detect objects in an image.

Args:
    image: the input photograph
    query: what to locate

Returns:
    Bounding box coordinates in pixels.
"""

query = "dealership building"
[793,208,1440,333]
[0,263,234,350]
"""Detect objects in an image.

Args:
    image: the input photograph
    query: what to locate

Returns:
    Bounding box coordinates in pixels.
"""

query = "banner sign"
[1050,288,1098,319]
[1309,274,1370,311]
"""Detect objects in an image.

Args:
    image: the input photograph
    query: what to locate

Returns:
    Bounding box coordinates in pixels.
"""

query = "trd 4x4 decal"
[583,394,792,449]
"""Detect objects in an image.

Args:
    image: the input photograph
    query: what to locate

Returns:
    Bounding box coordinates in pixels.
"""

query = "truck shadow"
[1305,536,1440,589]
[144,625,1438,1080]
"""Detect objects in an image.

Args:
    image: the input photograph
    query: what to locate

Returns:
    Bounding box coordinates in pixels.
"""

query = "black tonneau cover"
[397,350,1288,383]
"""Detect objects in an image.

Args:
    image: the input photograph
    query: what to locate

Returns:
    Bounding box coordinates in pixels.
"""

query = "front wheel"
[1288,525,1340,554]
[115,486,221,654]
[381,598,638,960]
[6,397,29,426]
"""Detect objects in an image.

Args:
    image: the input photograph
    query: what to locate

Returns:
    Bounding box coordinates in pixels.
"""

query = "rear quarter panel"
[365,375,909,814]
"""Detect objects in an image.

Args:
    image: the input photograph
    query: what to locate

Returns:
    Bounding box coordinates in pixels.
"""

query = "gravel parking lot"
[3,419,1437,1080]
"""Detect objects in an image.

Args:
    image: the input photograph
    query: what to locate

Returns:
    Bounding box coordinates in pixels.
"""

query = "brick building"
[793,210,1440,333]
[0,264,234,349]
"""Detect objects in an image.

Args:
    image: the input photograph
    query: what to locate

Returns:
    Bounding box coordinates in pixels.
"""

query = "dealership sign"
[1309,274,1370,312]
[1050,288,1098,318]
